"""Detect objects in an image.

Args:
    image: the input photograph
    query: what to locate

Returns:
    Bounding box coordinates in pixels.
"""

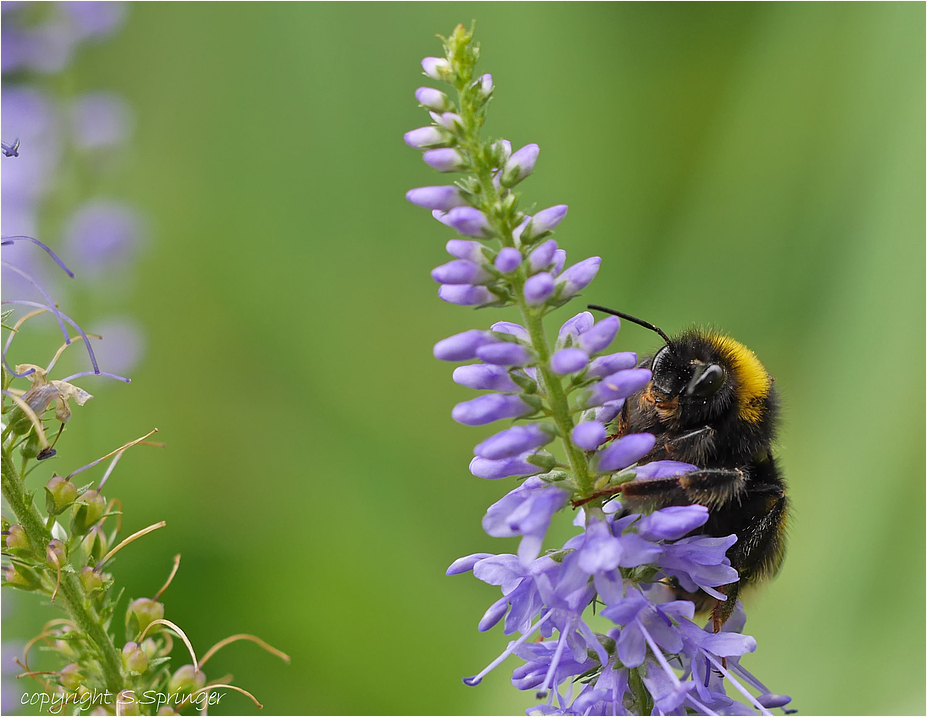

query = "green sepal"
[509,370,537,393]
[526,452,556,470]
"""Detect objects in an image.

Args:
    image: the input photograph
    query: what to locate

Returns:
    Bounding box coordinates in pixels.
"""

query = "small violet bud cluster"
[406,26,792,716]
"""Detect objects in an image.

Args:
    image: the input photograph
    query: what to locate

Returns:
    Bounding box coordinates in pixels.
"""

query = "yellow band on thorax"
[708,334,771,424]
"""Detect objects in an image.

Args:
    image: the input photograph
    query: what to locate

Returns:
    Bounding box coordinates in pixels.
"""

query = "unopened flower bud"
[45,475,77,514]
[494,247,521,273]
[524,272,555,305]
[81,525,109,563]
[421,56,451,81]
[443,206,493,238]
[406,185,468,211]
[431,111,464,132]
[126,597,165,638]
[59,664,83,691]
[5,524,30,552]
[434,330,496,361]
[404,126,451,149]
[555,257,600,299]
[452,394,533,426]
[81,566,104,592]
[423,148,467,172]
[572,421,607,450]
[595,433,656,473]
[169,664,206,694]
[452,364,520,392]
[415,86,453,112]
[528,240,558,272]
[70,489,106,535]
[123,641,149,674]
[438,284,496,306]
[477,73,493,98]
[46,539,67,569]
[521,204,568,243]
[445,239,484,262]
[431,259,491,285]
[501,143,539,187]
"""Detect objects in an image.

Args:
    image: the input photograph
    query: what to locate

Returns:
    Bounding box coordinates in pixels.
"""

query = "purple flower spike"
[438,284,495,306]
[475,424,556,460]
[556,256,601,299]
[433,330,496,361]
[501,143,539,187]
[422,56,450,80]
[404,126,449,149]
[494,247,521,273]
[453,364,520,392]
[415,86,452,112]
[406,185,467,210]
[475,342,533,367]
[423,148,467,172]
[444,206,493,238]
[522,205,568,243]
[583,368,652,407]
[452,394,533,426]
[550,347,588,375]
[595,433,656,472]
[588,352,638,378]
[431,259,490,285]
[577,316,620,355]
[523,272,554,305]
[572,421,607,450]
[528,239,558,272]
[470,454,542,480]
[445,239,483,261]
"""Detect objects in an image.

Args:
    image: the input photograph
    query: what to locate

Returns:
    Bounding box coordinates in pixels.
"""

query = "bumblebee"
[588,305,788,630]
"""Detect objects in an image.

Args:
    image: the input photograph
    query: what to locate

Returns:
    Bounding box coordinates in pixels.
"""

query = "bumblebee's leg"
[712,490,789,628]
[618,467,746,510]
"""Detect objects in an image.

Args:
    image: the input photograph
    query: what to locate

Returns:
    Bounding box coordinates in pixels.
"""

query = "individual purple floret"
[595,433,656,472]
[577,315,619,354]
[524,272,554,305]
[443,206,493,238]
[431,259,490,285]
[494,247,521,273]
[406,185,467,210]
[475,424,556,460]
[452,394,533,426]
[550,347,588,375]
[501,143,539,187]
[452,364,521,392]
[528,239,558,272]
[588,351,638,377]
[522,205,568,243]
[423,147,466,172]
[470,453,542,480]
[415,86,453,112]
[438,284,495,306]
[571,421,606,450]
[404,126,448,149]
[433,329,496,361]
[582,368,652,408]
[556,256,600,299]
[475,342,532,366]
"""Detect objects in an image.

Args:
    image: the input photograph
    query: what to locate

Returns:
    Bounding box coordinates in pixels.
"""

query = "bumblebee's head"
[588,306,773,428]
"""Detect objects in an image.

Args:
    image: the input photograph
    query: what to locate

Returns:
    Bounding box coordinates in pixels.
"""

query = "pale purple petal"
[452,364,520,392]
[494,247,521,273]
[431,259,490,284]
[571,421,606,450]
[452,394,533,425]
[523,272,554,305]
[438,284,494,306]
[556,256,600,298]
[433,329,495,361]
[577,316,619,355]
[595,433,656,472]
[475,342,533,366]
[406,185,467,210]
[550,347,588,375]
[475,424,556,459]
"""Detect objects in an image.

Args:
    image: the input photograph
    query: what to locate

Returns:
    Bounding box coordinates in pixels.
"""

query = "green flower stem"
[1,449,124,693]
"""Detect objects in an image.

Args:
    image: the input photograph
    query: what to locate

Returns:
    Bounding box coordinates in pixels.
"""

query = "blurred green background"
[4,3,924,715]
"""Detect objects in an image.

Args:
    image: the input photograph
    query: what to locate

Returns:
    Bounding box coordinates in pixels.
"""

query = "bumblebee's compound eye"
[650,345,677,394]
[687,363,725,398]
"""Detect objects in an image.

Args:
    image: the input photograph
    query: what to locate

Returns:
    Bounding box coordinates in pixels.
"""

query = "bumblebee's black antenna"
[587,305,673,346]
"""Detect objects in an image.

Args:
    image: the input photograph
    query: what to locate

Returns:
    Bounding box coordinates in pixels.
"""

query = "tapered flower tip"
[556,256,601,298]
[422,56,450,80]
[475,424,555,460]
[433,330,495,361]
[636,505,709,541]
[524,272,555,305]
[550,347,588,375]
[558,311,595,343]
[444,205,493,238]
[490,321,529,341]
[406,185,467,210]
[446,553,493,575]
[588,352,638,378]
[595,433,656,472]
[571,421,607,450]
[438,284,494,306]
[583,368,652,407]
[452,394,532,426]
